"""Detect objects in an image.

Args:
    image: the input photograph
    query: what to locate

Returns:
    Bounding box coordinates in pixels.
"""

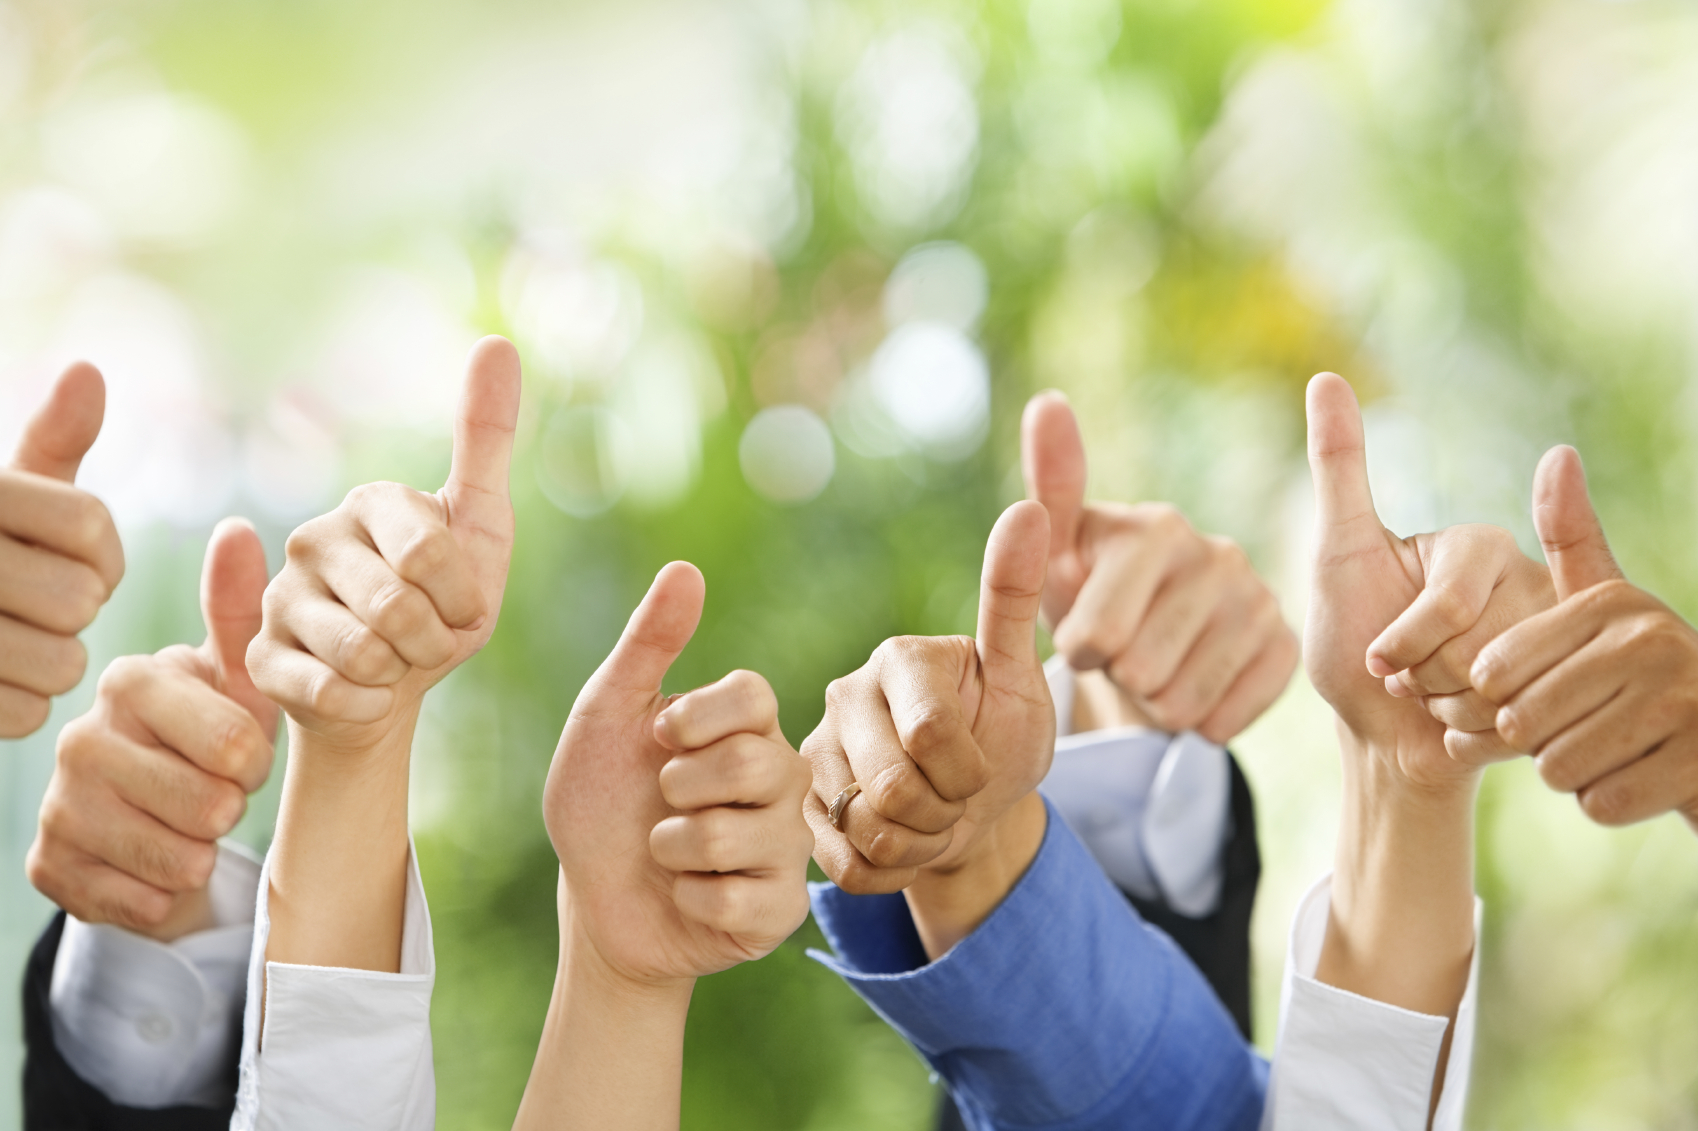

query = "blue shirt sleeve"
[807,798,1269,1131]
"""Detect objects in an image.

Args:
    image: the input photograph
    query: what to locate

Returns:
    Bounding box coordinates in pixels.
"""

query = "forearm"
[513,874,693,1131]
[903,791,1047,959]
[264,716,415,973]
[1319,721,1476,1019]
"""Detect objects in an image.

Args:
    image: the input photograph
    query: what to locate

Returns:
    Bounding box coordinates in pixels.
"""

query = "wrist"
[1323,719,1477,1017]
[904,791,1047,960]
[555,874,695,1017]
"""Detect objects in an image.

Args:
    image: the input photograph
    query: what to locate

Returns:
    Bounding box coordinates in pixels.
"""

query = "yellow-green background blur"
[2,0,1697,1126]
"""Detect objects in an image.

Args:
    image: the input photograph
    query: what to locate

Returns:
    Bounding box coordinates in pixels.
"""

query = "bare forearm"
[514,876,694,1131]
[264,717,415,973]
[904,791,1047,961]
[1319,722,1476,1018]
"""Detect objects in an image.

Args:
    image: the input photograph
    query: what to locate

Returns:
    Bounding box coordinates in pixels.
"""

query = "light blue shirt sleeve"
[807,797,1268,1131]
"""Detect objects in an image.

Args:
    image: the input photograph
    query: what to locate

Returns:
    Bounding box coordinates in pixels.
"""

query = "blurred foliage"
[3,0,1698,1126]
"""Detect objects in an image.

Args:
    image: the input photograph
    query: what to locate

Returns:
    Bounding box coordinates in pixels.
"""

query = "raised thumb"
[13,362,105,482]
[976,500,1049,677]
[446,336,521,506]
[590,562,706,703]
[200,517,275,726]
[1305,373,1384,555]
[1532,445,1622,600]
[1021,391,1086,564]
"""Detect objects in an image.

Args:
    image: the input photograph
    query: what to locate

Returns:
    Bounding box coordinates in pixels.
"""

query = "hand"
[247,336,519,757]
[1022,391,1297,742]
[1306,373,1478,1094]
[27,518,275,939]
[802,500,1052,899]
[545,562,814,987]
[1306,374,1496,793]
[1363,526,1554,769]
[1473,446,1698,829]
[0,362,125,736]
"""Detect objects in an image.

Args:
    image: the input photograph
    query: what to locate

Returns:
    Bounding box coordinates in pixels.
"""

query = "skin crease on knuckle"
[866,760,944,828]
[338,620,397,685]
[394,524,454,588]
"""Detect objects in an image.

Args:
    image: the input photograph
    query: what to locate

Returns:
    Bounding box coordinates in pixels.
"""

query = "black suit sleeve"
[938,751,1262,1131]
[23,912,238,1131]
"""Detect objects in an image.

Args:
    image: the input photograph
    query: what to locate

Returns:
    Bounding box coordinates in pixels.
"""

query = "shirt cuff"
[231,838,435,1131]
[1261,873,1481,1131]
[808,797,1264,1130]
[48,839,261,1109]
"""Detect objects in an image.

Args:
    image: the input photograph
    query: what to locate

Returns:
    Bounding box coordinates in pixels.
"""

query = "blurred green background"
[3,0,1698,1126]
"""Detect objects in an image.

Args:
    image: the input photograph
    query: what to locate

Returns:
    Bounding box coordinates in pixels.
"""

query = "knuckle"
[306,669,349,718]
[194,781,247,837]
[900,704,958,757]
[1495,705,1531,751]
[283,520,326,562]
[1137,502,1185,534]
[394,525,455,583]
[1534,751,1579,793]
[1579,785,1634,827]
[367,581,430,641]
[694,816,739,872]
[338,623,395,683]
[724,669,775,715]
[866,762,926,818]
[97,654,152,701]
[862,826,919,869]
[1425,583,1474,634]
[112,893,171,933]
[209,717,266,781]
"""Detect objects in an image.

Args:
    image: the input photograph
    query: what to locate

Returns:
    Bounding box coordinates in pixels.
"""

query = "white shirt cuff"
[48,840,261,1109]
[1041,656,1232,915]
[1262,872,1480,1131]
[231,838,435,1131]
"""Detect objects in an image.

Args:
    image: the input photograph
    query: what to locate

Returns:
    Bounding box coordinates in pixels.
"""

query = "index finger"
[655,669,779,750]
[0,473,124,588]
[1471,593,1612,705]
[878,638,988,803]
[1367,526,1508,678]
[102,659,274,792]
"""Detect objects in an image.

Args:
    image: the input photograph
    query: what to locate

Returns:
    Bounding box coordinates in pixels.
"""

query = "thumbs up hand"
[1022,392,1297,744]
[544,563,813,986]
[1472,446,1698,829]
[514,565,813,1129]
[1305,373,1491,791]
[802,502,1052,954]
[247,337,519,753]
[0,361,125,736]
[27,518,275,939]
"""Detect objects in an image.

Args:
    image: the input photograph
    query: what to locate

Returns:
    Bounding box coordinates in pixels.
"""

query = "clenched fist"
[28,518,274,938]
[1,362,124,736]
[1023,392,1296,743]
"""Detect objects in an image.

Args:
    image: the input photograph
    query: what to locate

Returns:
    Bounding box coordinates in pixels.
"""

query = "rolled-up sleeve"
[1260,874,1480,1131]
[808,798,1267,1131]
[230,841,435,1131]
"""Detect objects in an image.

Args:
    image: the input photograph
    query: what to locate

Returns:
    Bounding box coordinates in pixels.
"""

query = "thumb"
[13,361,105,482]
[590,562,706,703]
[200,517,275,726]
[976,500,1049,678]
[446,336,521,510]
[1021,391,1085,563]
[1306,373,1384,555]
[1532,445,1622,600]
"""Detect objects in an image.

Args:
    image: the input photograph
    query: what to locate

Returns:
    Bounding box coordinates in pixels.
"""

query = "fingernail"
[1365,654,1394,677]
